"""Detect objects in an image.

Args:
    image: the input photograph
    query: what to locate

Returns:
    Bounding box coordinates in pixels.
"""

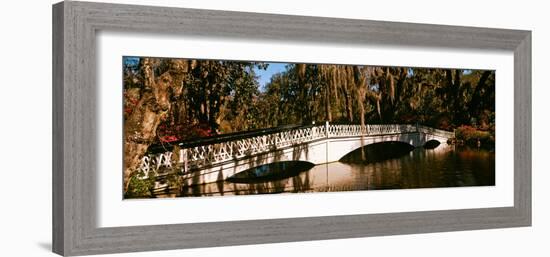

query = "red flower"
[160,135,179,143]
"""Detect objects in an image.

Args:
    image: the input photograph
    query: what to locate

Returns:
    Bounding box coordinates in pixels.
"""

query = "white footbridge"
[139,123,454,185]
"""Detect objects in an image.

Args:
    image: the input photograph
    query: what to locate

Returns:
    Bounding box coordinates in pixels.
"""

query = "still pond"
[177,143,495,197]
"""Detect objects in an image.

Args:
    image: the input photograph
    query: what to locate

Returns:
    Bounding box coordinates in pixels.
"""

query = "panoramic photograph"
[122,56,496,199]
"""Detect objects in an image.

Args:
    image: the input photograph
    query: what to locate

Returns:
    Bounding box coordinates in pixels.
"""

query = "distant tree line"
[255,64,494,130]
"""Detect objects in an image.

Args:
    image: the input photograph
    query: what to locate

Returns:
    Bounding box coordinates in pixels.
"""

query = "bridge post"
[312,122,317,138]
[179,148,188,173]
[325,121,330,138]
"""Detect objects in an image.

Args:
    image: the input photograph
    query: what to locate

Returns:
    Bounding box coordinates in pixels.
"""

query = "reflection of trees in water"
[176,146,494,197]
[291,171,312,193]
[318,146,494,192]
[179,168,313,196]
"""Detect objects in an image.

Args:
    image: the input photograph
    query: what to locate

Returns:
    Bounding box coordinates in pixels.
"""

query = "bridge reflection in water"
[177,144,495,197]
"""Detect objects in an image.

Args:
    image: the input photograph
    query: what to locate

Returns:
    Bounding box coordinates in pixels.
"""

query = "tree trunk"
[123,58,178,193]
[343,87,353,123]
[325,82,332,122]
[468,70,492,119]
[358,88,366,161]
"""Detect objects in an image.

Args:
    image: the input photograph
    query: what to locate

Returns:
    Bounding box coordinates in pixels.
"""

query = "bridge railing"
[136,123,453,177]
[416,125,455,139]
[327,124,417,137]
[181,125,327,169]
[138,125,328,177]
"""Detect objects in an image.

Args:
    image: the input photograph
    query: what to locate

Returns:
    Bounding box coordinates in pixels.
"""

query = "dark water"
[178,144,495,197]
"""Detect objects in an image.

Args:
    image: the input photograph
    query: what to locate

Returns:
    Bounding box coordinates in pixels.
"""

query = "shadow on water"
[339,141,415,164]
[227,161,315,183]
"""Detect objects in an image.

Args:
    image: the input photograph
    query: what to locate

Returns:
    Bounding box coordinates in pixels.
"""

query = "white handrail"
[137,124,453,177]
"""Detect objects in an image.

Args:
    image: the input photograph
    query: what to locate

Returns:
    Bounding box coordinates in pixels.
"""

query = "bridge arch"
[338,141,415,163]
[423,139,441,149]
[326,132,424,162]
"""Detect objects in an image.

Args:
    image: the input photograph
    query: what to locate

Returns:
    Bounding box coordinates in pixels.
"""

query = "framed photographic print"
[52,1,531,256]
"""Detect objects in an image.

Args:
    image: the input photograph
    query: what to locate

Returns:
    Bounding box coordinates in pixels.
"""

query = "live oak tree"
[123,58,266,192]
[123,58,188,191]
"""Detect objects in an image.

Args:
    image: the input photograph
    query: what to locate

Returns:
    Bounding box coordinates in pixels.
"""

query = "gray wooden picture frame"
[52,1,531,256]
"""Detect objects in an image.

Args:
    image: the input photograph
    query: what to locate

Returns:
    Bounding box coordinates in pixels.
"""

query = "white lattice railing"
[327,124,417,137]
[137,123,453,177]
[417,125,455,139]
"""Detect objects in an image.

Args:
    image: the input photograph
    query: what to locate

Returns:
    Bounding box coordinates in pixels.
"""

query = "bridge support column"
[179,148,188,173]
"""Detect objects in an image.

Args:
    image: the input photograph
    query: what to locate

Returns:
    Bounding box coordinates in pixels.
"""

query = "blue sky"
[254,62,287,91]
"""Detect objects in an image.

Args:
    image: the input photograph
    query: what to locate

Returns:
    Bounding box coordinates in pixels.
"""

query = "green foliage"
[182,60,262,132]
[255,65,495,131]
[455,125,495,148]
[125,172,156,198]
[125,167,186,198]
